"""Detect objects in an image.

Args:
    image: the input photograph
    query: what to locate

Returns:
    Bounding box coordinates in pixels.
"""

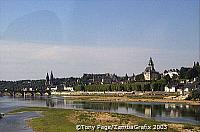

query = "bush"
[186,89,200,100]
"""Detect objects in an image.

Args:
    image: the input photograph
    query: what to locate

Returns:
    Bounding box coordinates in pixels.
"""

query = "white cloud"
[0,40,197,80]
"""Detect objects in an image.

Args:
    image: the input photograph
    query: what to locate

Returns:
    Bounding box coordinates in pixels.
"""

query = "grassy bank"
[8,107,200,132]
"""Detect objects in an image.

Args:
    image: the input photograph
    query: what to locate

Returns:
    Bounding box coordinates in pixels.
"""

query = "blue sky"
[0,0,199,80]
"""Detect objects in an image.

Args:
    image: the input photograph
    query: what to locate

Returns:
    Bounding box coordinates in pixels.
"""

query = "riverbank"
[8,107,200,132]
[62,95,200,105]
[0,111,40,132]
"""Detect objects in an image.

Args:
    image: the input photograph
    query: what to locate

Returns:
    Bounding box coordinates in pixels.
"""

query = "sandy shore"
[63,95,200,105]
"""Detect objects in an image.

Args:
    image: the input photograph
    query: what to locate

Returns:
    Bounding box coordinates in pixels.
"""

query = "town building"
[81,73,112,84]
[164,85,178,93]
[164,82,199,95]
[163,69,179,78]
[63,86,74,92]
[81,73,133,85]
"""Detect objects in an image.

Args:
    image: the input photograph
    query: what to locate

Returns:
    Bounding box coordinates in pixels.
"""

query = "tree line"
[74,79,167,92]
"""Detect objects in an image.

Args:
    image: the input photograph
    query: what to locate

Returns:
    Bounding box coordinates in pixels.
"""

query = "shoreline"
[61,95,200,105]
[8,107,200,132]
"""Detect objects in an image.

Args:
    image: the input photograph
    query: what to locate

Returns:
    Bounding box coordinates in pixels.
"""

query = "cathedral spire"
[46,73,49,86]
[148,57,155,71]
[50,70,54,85]
[148,57,153,66]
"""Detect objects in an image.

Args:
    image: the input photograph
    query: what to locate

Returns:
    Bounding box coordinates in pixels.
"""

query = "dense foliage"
[0,80,45,91]
[186,89,200,100]
[180,65,200,80]
[74,79,167,92]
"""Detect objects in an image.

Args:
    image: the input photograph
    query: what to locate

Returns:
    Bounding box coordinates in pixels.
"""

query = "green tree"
[187,89,200,100]
[136,84,141,91]
[135,74,144,82]
[80,85,85,91]
[143,84,151,91]
[186,68,198,79]
[163,74,171,84]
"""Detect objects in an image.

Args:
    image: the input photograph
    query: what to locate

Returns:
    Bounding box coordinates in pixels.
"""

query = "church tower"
[50,71,54,85]
[144,57,159,81]
[148,57,155,71]
[45,71,54,86]
[46,73,50,86]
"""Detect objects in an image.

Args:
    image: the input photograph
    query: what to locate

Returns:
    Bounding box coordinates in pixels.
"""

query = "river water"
[0,96,199,131]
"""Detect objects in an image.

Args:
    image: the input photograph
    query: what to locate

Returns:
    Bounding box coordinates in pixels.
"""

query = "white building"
[51,87,57,91]
[163,71,179,78]
[165,85,176,92]
[64,86,74,92]
[23,88,33,91]
[165,84,190,95]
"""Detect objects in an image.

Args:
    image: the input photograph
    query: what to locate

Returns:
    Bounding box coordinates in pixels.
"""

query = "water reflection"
[46,99,54,107]
[0,96,199,125]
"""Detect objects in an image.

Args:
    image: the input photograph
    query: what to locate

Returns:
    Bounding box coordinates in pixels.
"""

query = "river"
[0,96,199,131]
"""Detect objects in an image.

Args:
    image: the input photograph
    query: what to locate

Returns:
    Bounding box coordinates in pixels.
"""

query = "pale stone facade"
[144,57,160,81]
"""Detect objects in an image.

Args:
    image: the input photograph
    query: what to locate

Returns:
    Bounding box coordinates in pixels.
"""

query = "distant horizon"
[0,0,199,80]
[1,57,195,81]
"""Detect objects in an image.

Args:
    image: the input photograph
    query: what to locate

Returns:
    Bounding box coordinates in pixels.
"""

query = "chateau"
[143,57,160,81]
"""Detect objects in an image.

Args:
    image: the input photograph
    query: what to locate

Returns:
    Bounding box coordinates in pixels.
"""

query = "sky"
[0,0,199,80]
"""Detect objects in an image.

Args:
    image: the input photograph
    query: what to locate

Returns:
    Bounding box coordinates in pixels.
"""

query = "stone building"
[81,73,112,84]
[143,57,160,81]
